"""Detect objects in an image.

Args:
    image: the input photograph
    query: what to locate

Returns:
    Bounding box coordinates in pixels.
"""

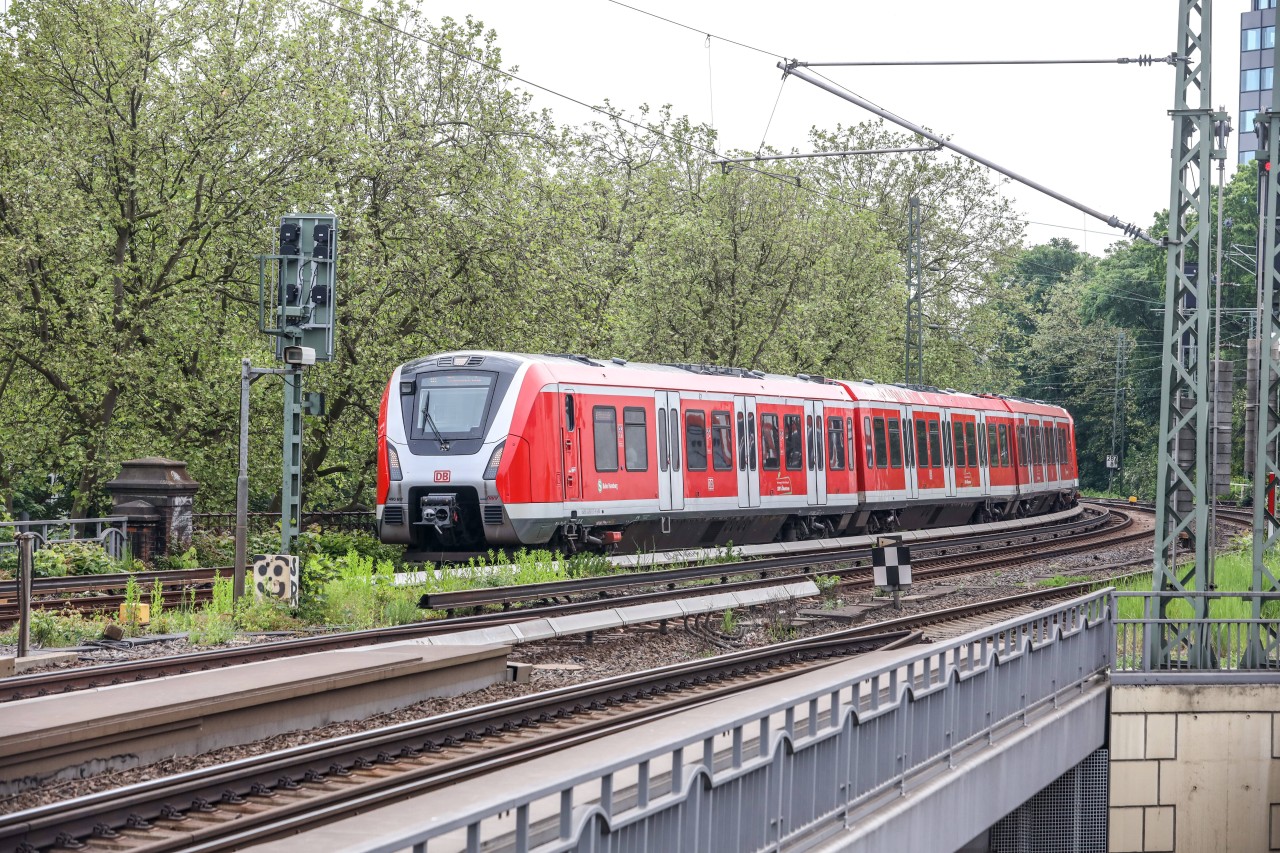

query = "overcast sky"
[417,0,1249,256]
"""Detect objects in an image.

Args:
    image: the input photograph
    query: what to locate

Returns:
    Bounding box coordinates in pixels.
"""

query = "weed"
[187,612,235,645]
[1037,574,1091,588]
[234,596,301,632]
[814,573,840,603]
[720,608,737,634]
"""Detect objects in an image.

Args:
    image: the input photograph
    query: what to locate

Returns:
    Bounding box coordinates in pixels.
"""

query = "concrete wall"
[1109,683,1280,852]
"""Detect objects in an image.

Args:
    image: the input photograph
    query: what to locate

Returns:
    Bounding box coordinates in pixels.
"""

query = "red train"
[376,352,1078,556]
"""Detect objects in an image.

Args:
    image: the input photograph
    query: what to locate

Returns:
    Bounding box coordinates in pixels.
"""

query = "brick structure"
[103,458,199,563]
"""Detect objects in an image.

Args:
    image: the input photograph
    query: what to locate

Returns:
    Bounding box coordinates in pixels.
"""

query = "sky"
[413,0,1250,256]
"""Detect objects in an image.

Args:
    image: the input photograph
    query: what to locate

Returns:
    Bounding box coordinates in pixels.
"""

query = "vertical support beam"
[1150,0,1214,668]
[1109,331,1127,493]
[281,366,303,554]
[905,195,924,387]
[234,358,251,601]
[1249,34,1280,664]
[16,532,32,658]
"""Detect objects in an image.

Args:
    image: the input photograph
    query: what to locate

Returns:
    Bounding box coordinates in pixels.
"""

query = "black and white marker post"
[872,537,912,610]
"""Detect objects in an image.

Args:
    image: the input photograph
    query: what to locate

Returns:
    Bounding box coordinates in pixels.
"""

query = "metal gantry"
[905,196,924,388]
[1149,0,1217,668]
[1249,33,1280,664]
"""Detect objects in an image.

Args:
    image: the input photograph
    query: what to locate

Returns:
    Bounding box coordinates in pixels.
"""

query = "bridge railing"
[0,517,129,559]
[357,589,1115,853]
[1112,590,1280,675]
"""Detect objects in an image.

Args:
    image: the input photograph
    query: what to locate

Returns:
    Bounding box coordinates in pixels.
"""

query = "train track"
[0,568,223,624]
[0,507,1134,701]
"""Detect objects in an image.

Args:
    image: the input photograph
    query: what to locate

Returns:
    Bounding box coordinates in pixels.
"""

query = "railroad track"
[0,568,222,624]
[0,507,1132,701]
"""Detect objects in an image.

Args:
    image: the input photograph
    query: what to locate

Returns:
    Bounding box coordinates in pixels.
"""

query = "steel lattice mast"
[1149,0,1218,668]
[905,196,924,387]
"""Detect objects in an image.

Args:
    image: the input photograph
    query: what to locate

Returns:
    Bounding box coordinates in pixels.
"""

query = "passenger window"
[952,422,965,468]
[805,415,815,471]
[784,414,804,471]
[888,418,903,468]
[1059,427,1068,463]
[565,394,575,432]
[686,410,708,471]
[711,411,733,471]
[943,421,953,466]
[864,416,874,467]
[593,406,617,472]
[737,412,747,471]
[1046,426,1057,464]
[987,423,999,467]
[827,416,846,471]
[1031,426,1042,464]
[1017,426,1029,466]
[760,413,780,471]
[904,418,915,467]
[965,422,978,468]
[998,424,1010,467]
[670,408,680,471]
[748,412,757,471]
[928,421,943,469]
[872,417,888,469]
[658,408,668,472]
[915,417,930,467]
[623,408,648,471]
[847,417,856,472]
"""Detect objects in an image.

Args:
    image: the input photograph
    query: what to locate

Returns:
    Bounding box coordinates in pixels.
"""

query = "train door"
[560,386,582,503]
[656,390,684,511]
[903,406,920,501]
[1015,416,1031,493]
[734,395,761,508]
[1030,418,1045,485]
[942,416,958,498]
[977,413,991,494]
[804,400,827,506]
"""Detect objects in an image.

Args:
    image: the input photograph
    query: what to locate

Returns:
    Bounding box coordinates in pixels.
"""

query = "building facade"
[1241,0,1278,163]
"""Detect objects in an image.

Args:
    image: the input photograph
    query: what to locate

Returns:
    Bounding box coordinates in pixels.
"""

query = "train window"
[1046,426,1056,464]
[686,410,708,471]
[711,411,733,471]
[737,412,747,471]
[1031,426,1042,464]
[784,414,804,470]
[928,421,943,468]
[827,416,846,470]
[872,417,888,469]
[806,415,815,471]
[904,418,915,467]
[942,421,953,466]
[887,418,903,468]
[1017,426,1029,466]
[748,412,758,471]
[847,417,856,472]
[760,413,780,471]
[658,408,668,472]
[915,418,930,467]
[987,423,999,467]
[565,394,575,432]
[864,416,874,467]
[624,408,648,471]
[593,406,618,472]
[1058,427,1068,463]
[965,422,978,468]
[998,424,1010,467]
[977,423,987,468]
[952,422,965,469]
[670,409,681,471]
[815,417,824,471]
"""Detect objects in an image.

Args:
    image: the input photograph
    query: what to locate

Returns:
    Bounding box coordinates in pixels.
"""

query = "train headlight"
[387,440,403,481]
[483,441,506,480]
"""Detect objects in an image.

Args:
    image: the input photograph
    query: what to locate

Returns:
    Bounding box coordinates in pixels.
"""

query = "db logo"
[433,470,451,483]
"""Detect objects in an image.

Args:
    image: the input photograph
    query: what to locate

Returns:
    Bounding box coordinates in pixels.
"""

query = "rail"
[1113,590,1280,676]
[357,589,1114,853]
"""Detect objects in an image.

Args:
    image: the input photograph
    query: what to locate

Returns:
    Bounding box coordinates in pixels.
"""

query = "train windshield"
[412,371,495,440]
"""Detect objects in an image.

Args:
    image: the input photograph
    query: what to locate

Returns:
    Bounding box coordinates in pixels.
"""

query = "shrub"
[234,595,302,632]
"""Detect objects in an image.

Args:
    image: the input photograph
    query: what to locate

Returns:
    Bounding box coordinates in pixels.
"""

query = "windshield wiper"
[420,393,450,450]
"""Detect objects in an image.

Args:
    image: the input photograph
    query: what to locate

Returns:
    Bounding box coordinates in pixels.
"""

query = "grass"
[1037,574,1091,588]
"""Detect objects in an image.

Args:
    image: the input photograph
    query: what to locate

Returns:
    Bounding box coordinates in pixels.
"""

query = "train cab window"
[748,412,757,471]
[565,394,575,432]
[998,424,1010,467]
[658,408,668,472]
[952,423,965,469]
[686,410,708,471]
[669,408,681,471]
[915,418,930,467]
[872,417,889,469]
[784,414,804,470]
[903,418,915,467]
[827,416,846,470]
[711,411,733,471]
[987,423,999,467]
[760,413,780,471]
[965,422,978,468]
[887,418,903,468]
[593,406,618,472]
[863,416,874,467]
[927,421,943,468]
[737,412,747,471]
[623,408,648,471]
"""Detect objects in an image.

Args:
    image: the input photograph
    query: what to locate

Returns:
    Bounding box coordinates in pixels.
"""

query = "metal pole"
[234,358,251,602]
[1209,116,1227,587]
[281,365,304,554]
[905,196,924,387]
[16,533,33,658]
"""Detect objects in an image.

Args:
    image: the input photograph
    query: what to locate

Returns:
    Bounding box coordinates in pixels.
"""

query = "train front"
[376,352,523,555]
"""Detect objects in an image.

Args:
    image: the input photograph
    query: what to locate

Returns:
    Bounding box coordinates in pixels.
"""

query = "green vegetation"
[720,608,738,635]
[1037,574,1091,588]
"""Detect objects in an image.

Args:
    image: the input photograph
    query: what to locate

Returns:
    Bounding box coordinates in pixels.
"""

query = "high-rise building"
[1241,0,1279,163]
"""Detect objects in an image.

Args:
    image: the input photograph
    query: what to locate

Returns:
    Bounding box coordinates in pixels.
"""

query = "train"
[376,351,1078,556]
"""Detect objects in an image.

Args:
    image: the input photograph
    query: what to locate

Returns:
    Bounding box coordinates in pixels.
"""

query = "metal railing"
[0,517,128,559]
[357,590,1114,853]
[1113,590,1280,673]
[192,510,374,535]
